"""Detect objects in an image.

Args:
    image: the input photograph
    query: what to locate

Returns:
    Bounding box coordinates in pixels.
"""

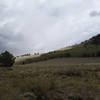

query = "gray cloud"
[0,0,100,55]
[90,10,100,17]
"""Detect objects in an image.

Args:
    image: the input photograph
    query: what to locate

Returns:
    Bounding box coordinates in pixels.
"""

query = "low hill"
[16,34,100,64]
[58,46,72,51]
[15,54,40,64]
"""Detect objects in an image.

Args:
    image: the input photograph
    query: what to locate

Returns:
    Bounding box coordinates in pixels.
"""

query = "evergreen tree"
[0,51,15,67]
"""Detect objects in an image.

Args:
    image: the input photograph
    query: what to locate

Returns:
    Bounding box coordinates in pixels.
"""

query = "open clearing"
[0,58,100,100]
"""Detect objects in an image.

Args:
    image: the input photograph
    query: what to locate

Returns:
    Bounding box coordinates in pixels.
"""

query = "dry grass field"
[0,58,100,100]
[15,55,40,64]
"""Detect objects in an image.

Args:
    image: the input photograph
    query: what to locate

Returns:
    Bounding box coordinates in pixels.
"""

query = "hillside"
[81,34,100,45]
[16,34,100,64]
[15,54,40,64]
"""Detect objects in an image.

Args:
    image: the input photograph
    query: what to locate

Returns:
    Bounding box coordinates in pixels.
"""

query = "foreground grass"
[0,58,100,100]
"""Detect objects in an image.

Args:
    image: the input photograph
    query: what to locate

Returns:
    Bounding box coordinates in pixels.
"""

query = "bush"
[0,51,15,67]
[68,96,83,100]
[96,51,100,57]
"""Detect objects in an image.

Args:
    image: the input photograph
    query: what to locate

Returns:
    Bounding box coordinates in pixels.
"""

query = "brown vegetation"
[0,58,100,100]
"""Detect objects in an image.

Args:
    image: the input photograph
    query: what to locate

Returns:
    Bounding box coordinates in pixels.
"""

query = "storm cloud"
[0,0,100,55]
[90,10,100,17]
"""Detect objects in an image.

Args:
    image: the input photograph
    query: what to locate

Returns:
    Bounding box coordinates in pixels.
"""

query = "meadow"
[0,58,100,100]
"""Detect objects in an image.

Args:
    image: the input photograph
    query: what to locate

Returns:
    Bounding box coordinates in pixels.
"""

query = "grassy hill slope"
[16,34,100,64]
[15,54,40,64]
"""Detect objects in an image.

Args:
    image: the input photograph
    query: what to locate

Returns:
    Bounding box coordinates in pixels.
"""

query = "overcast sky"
[0,0,100,55]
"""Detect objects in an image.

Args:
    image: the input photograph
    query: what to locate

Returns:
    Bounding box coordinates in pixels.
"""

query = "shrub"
[31,77,57,100]
[0,51,15,67]
[96,51,100,57]
[16,92,37,100]
[68,96,83,100]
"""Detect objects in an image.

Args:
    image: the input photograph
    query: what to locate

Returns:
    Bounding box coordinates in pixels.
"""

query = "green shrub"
[96,51,100,57]
[0,51,15,67]
[68,96,83,100]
